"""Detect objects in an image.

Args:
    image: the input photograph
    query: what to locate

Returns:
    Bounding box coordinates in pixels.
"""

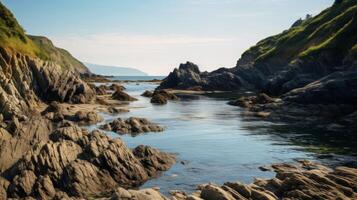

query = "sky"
[2,0,333,75]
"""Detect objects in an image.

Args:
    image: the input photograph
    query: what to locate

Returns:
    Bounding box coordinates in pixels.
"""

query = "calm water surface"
[88,81,339,194]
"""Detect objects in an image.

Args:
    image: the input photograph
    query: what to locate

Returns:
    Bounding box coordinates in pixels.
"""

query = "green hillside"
[0,2,89,74]
[238,0,357,67]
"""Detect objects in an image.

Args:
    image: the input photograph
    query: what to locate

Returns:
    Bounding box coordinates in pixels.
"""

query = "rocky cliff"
[159,0,357,98]
[0,2,95,120]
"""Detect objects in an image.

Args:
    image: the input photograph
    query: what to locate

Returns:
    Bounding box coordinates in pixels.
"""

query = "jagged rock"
[100,117,164,136]
[133,145,176,176]
[0,116,52,173]
[141,90,154,97]
[158,62,250,91]
[5,123,175,199]
[0,45,95,120]
[112,90,137,101]
[33,175,56,200]
[7,170,37,198]
[62,159,117,197]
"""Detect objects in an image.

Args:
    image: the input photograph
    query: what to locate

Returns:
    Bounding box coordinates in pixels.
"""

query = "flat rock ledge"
[43,101,103,125]
[1,122,175,199]
[100,117,164,136]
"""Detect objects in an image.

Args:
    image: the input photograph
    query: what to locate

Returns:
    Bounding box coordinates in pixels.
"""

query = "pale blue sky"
[3,0,333,75]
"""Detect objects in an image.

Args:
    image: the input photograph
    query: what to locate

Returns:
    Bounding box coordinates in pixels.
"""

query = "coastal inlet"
[86,78,356,195]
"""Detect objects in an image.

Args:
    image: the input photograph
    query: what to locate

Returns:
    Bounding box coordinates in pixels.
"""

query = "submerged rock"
[100,117,164,136]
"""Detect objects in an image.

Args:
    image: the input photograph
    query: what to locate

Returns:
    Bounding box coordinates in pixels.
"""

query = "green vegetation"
[239,0,357,67]
[0,2,42,57]
[0,2,88,73]
[29,35,88,72]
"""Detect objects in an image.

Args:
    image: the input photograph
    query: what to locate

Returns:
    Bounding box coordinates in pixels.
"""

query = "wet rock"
[142,90,154,97]
[100,117,164,136]
[228,93,275,108]
[150,90,179,104]
[151,93,168,104]
[112,90,138,101]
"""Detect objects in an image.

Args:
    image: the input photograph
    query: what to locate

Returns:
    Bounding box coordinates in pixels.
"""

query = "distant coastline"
[84,62,148,76]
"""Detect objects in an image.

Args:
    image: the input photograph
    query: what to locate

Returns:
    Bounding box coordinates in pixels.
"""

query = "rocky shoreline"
[1,1,357,199]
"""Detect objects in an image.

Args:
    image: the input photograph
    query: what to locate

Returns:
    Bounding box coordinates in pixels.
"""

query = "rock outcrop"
[2,123,175,199]
[100,117,164,136]
[159,1,357,99]
[150,90,179,104]
[112,90,138,101]
[158,62,250,91]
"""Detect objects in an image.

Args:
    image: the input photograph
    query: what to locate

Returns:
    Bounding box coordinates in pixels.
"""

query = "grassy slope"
[239,0,357,67]
[0,2,89,74]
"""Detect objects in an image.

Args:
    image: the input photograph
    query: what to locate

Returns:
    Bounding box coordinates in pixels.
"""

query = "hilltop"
[0,2,89,74]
